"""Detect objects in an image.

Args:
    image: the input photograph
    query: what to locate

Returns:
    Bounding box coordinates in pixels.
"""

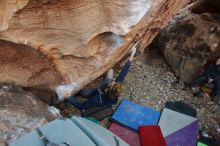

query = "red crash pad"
[139,126,166,146]
[109,122,140,146]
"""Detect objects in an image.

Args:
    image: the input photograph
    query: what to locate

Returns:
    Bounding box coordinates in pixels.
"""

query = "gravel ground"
[120,52,220,138]
[57,50,220,139]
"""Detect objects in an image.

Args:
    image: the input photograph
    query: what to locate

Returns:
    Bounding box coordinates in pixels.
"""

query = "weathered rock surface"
[0,40,63,88]
[0,82,56,145]
[154,7,220,82]
[0,0,188,95]
[192,0,220,14]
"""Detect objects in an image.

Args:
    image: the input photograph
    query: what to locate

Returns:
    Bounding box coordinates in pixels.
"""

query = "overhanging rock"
[0,0,189,95]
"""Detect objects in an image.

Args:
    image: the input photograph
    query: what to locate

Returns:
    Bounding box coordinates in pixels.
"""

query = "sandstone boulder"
[192,0,220,14]
[0,0,188,95]
[0,82,56,145]
[155,7,220,82]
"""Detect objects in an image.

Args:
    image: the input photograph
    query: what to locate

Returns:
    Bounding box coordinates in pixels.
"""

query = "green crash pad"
[197,142,208,146]
[84,117,100,125]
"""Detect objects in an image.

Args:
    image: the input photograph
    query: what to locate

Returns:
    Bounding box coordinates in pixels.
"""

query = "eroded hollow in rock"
[54,31,126,94]
[0,40,63,104]
[0,32,125,105]
[69,31,125,58]
[28,32,124,105]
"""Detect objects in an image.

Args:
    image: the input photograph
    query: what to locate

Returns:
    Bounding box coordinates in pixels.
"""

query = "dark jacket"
[206,64,220,80]
[99,60,132,105]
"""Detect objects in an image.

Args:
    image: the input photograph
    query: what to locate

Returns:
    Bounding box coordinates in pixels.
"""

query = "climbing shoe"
[193,92,205,98]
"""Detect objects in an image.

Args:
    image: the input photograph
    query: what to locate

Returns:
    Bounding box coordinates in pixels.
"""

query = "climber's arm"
[116,44,137,83]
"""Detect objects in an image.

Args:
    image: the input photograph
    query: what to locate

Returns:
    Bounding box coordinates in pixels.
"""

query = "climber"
[188,58,220,103]
[63,44,137,110]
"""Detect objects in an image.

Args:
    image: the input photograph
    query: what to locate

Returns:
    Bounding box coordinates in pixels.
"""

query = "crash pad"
[197,142,208,146]
[109,122,140,146]
[165,101,197,117]
[139,126,166,146]
[112,99,160,131]
[159,108,199,146]
[82,105,114,120]
[84,117,100,125]
[10,117,129,146]
[75,117,129,146]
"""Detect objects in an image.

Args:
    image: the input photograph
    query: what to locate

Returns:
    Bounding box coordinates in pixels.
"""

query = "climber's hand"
[129,44,137,61]
[63,90,72,99]
[208,78,214,83]
[56,84,74,101]
[106,69,114,80]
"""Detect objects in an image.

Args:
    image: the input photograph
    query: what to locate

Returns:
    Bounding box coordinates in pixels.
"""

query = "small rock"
[217,128,220,134]
[201,131,209,138]
[207,101,214,105]
[2,86,8,90]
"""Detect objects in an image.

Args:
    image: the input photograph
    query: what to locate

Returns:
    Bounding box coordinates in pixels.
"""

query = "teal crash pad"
[10,117,129,146]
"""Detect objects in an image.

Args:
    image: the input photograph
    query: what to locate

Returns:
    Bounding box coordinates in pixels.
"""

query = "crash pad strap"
[36,128,51,146]
[36,128,70,146]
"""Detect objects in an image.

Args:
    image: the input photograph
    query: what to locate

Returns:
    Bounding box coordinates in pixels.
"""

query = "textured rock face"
[0,0,188,94]
[0,83,56,145]
[0,40,63,88]
[155,8,220,82]
[192,0,220,14]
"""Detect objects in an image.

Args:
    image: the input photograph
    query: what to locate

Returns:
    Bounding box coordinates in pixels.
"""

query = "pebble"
[202,131,209,138]
[217,128,220,134]
[121,56,220,137]
[207,101,214,105]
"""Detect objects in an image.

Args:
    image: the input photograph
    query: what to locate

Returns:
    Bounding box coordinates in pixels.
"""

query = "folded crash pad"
[165,101,197,117]
[75,117,129,146]
[159,108,199,146]
[112,99,160,131]
[139,126,166,146]
[10,116,129,146]
[109,122,140,146]
[82,105,114,120]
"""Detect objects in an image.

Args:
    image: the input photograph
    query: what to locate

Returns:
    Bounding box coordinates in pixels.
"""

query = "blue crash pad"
[112,99,160,131]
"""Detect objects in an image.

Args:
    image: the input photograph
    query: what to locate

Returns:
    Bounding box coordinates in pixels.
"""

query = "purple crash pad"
[109,122,140,146]
[165,120,199,146]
